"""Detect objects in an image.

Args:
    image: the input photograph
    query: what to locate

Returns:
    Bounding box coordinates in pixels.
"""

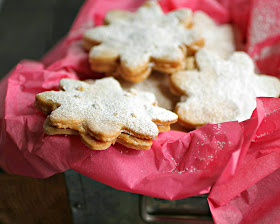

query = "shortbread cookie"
[80,134,115,150]
[81,133,153,150]
[182,11,236,71]
[35,77,178,150]
[184,56,196,70]
[83,1,203,82]
[44,117,115,150]
[119,72,180,111]
[44,117,152,150]
[167,11,235,71]
[118,72,188,131]
[43,116,79,135]
[193,11,235,59]
[170,49,280,128]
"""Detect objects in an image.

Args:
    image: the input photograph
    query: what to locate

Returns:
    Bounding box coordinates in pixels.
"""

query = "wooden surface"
[0,172,72,224]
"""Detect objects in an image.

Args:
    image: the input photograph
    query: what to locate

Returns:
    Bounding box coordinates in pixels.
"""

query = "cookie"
[119,72,180,111]
[170,49,280,128]
[83,1,203,82]
[181,11,236,71]
[44,118,153,150]
[35,77,178,150]
[118,72,190,132]
[192,11,235,59]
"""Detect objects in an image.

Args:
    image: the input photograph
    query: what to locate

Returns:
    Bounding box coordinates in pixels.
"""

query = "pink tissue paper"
[1,0,280,223]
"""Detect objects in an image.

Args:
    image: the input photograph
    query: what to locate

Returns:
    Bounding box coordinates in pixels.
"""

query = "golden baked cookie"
[193,11,235,59]
[182,11,236,71]
[35,77,178,150]
[83,1,203,82]
[44,117,153,150]
[170,49,280,128]
[119,72,180,111]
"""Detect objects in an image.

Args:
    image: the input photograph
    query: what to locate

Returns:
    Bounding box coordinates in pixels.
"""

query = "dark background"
[0,0,84,79]
[0,0,84,223]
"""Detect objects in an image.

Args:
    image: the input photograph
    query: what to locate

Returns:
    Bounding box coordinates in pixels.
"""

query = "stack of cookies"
[35,1,280,150]
[83,1,204,82]
[35,78,178,150]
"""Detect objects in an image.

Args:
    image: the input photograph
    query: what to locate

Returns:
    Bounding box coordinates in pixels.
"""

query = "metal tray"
[65,170,213,224]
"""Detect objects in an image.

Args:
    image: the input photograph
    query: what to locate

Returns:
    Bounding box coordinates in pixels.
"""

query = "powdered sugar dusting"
[37,77,178,139]
[193,11,235,59]
[84,1,199,68]
[174,49,280,124]
[120,72,180,110]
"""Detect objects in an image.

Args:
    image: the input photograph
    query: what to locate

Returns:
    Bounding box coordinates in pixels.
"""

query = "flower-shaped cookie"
[170,49,280,128]
[83,1,203,82]
[119,71,180,111]
[35,77,178,150]
[43,116,154,150]
[192,11,235,59]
